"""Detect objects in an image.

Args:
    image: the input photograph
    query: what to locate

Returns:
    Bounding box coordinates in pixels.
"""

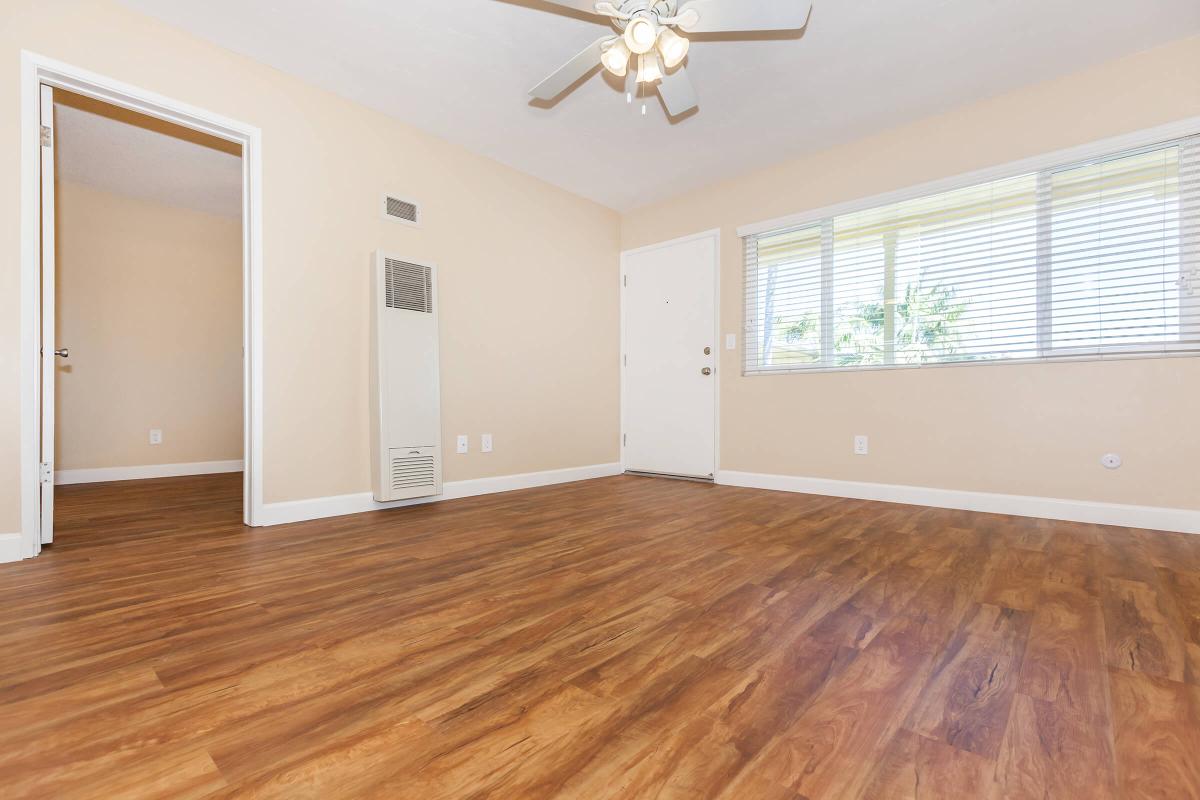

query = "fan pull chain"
[639,58,647,117]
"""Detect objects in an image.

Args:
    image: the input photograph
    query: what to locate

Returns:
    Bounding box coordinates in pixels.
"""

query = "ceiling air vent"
[384,194,420,226]
[384,258,433,313]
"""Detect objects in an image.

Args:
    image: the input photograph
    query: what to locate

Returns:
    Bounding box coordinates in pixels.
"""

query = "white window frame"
[739,118,1200,375]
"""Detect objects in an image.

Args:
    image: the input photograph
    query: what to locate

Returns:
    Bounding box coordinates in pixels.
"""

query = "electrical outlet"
[149,429,163,445]
[481,434,493,453]
[456,435,469,454]
[854,435,869,455]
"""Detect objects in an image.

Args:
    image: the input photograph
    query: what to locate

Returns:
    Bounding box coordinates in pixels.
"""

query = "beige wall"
[622,35,1200,511]
[54,180,243,471]
[4,3,1195,536]
[1,0,621,532]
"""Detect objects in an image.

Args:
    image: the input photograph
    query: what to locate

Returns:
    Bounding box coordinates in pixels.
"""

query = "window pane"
[752,225,822,368]
[1049,146,1182,351]
[829,175,1039,367]
[892,175,1039,364]
[831,210,888,366]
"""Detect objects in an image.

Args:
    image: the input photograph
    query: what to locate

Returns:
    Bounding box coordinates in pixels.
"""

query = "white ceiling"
[55,100,242,218]
[116,0,1200,211]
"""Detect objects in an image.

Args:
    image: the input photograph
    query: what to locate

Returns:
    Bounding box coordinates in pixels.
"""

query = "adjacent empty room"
[1,1,1199,799]
[48,91,246,547]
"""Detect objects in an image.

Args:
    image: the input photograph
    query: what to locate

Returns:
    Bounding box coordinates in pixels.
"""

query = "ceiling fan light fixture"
[657,27,690,69]
[636,52,663,84]
[600,38,631,77]
[624,15,658,55]
[524,0,813,118]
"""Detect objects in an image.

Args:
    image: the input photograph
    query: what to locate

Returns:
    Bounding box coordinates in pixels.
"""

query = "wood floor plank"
[725,612,947,799]
[1094,530,1162,584]
[642,635,859,797]
[808,546,952,651]
[533,655,748,799]
[1017,580,1109,723]
[1108,669,1200,799]
[905,603,1031,759]
[1158,566,1200,646]
[991,693,1119,800]
[1188,641,1200,688]
[861,728,993,799]
[1102,576,1188,681]
[1135,529,1200,573]
[977,548,1047,611]
[0,473,1197,799]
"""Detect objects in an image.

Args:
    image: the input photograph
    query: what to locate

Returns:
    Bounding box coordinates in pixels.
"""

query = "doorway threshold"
[624,471,714,484]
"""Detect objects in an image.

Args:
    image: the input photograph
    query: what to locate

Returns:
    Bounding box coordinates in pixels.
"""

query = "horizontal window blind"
[744,134,1200,373]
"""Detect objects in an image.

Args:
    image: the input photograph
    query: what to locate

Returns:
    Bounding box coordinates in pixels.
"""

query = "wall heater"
[369,252,442,502]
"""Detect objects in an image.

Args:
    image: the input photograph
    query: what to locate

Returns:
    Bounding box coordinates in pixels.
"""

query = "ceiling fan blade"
[529,36,611,101]
[537,0,606,13]
[657,66,698,117]
[676,0,812,33]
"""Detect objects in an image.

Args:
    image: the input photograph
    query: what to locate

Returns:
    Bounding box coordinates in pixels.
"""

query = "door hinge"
[40,125,52,148]
[40,462,53,484]
[623,354,627,367]
[623,275,627,287]
[623,434,627,447]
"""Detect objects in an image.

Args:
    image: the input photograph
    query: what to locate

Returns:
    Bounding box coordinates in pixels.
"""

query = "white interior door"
[39,84,56,545]
[622,232,718,479]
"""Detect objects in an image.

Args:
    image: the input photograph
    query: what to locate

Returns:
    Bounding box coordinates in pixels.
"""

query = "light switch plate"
[481,434,493,453]
[726,334,737,350]
[456,435,469,454]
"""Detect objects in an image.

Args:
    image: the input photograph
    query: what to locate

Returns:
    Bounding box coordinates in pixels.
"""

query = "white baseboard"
[0,533,23,563]
[55,459,244,485]
[257,462,623,527]
[717,470,1200,535]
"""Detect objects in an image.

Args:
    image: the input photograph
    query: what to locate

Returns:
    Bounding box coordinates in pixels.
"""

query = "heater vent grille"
[391,452,436,492]
[384,258,432,313]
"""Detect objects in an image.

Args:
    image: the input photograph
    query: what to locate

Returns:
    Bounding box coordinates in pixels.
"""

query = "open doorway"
[40,88,244,548]
[19,55,263,561]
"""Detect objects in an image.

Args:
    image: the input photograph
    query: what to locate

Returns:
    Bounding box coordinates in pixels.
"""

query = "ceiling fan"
[525,1,812,117]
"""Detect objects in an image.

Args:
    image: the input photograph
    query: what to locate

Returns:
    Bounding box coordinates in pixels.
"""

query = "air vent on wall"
[384,194,420,226]
[390,451,436,493]
[384,258,432,313]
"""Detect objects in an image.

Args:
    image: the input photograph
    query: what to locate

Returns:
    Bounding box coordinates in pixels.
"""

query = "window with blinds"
[744,135,1200,373]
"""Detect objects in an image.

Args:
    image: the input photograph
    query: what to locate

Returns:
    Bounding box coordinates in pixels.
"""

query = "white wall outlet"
[725,333,737,350]
[149,429,163,445]
[1101,453,1122,470]
[854,435,869,455]
[481,434,493,453]
[456,435,469,454]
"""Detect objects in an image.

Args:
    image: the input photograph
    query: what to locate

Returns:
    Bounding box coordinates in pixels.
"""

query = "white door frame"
[619,228,721,477]
[17,51,265,559]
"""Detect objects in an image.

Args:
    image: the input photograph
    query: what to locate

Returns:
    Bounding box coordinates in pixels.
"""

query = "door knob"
[703,347,711,355]
[701,367,712,376]
[54,348,69,358]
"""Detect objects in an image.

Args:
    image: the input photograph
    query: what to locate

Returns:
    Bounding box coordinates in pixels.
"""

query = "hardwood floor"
[1,473,1199,799]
